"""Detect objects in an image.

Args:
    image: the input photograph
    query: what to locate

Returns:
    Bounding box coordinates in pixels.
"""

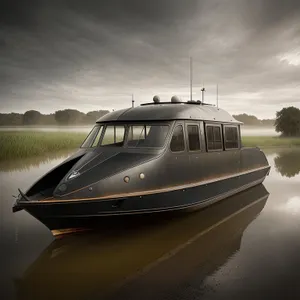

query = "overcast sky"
[0,0,299,118]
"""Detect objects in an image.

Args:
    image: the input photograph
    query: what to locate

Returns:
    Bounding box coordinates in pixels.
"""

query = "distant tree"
[84,110,110,123]
[274,151,300,178]
[41,113,57,125]
[275,107,300,137]
[54,109,85,125]
[0,109,110,126]
[0,113,23,125]
[233,114,261,125]
[23,110,42,125]
[261,119,275,126]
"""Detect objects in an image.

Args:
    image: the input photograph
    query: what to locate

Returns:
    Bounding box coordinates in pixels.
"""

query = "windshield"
[127,125,169,148]
[81,123,169,149]
[100,125,126,147]
[80,125,103,148]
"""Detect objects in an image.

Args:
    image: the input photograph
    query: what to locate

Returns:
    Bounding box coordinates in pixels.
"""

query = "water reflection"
[0,150,75,172]
[14,184,269,300]
[274,149,300,178]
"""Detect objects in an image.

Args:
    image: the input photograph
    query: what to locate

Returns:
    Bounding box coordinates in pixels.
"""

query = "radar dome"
[171,95,180,103]
[153,95,161,103]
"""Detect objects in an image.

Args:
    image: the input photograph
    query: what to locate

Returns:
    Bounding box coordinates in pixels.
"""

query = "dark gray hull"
[21,165,270,235]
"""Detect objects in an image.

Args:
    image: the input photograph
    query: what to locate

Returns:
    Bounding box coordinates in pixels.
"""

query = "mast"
[190,57,193,101]
[217,84,219,108]
[201,86,205,104]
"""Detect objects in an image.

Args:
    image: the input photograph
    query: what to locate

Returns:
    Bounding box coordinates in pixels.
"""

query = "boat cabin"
[81,97,243,154]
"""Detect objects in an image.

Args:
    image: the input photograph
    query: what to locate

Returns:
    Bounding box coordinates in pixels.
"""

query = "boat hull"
[18,165,270,235]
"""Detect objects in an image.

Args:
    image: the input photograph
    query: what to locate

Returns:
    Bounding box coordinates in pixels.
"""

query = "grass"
[0,131,300,162]
[0,131,87,162]
[241,136,300,148]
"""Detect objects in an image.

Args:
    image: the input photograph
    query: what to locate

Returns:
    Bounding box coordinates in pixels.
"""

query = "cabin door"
[164,122,190,186]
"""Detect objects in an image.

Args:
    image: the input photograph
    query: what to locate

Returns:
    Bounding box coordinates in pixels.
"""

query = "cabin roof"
[96,102,243,124]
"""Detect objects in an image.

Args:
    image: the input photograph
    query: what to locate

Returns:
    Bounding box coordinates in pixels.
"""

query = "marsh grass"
[242,136,300,148]
[0,131,300,162]
[0,150,74,171]
[0,131,87,161]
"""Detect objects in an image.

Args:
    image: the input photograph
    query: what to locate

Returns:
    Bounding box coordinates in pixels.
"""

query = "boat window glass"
[206,126,214,150]
[101,125,125,147]
[80,125,103,148]
[91,127,103,147]
[127,125,169,148]
[224,126,239,149]
[206,125,223,151]
[213,126,222,150]
[170,125,185,152]
[187,125,200,151]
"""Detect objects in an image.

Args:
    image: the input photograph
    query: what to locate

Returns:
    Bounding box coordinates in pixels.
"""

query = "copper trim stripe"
[18,165,270,204]
[51,227,89,237]
[92,177,266,216]
[49,177,265,217]
[50,179,266,240]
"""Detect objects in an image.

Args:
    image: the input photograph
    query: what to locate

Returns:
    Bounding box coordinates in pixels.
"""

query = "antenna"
[132,94,135,108]
[201,86,205,104]
[190,57,193,101]
[216,84,219,109]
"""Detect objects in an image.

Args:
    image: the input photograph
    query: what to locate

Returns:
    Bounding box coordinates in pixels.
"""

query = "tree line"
[232,114,275,126]
[0,109,110,126]
[235,107,300,136]
[0,110,274,126]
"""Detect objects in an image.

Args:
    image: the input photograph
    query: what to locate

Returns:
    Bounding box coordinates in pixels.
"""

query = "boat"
[12,95,271,235]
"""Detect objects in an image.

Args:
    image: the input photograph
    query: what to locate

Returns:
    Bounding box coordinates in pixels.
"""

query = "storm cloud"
[0,0,299,118]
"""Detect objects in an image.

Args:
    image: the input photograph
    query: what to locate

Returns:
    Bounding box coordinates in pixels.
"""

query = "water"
[0,126,279,136]
[0,148,300,299]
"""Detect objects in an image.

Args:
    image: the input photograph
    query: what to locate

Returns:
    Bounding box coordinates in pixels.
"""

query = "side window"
[170,125,185,152]
[206,125,223,151]
[224,126,239,149]
[206,126,214,150]
[213,126,222,150]
[187,125,200,151]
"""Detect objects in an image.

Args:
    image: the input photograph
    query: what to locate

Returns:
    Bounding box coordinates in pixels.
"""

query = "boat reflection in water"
[14,184,269,300]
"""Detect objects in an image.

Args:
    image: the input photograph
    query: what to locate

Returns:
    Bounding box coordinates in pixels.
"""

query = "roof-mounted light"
[153,95,160,103]
[171,95,180,103]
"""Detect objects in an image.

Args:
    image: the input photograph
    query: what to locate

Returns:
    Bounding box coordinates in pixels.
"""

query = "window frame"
[126,123,170,149]
[170,124,186,153]
[100,124,127,147]
[223,125,240,150]
[204,123,224,152]
[80,124,104,148]
[86,121,171,149]
[185,122,201,152]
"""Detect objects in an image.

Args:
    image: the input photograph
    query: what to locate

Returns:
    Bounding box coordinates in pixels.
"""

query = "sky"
[0,0,300,119]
